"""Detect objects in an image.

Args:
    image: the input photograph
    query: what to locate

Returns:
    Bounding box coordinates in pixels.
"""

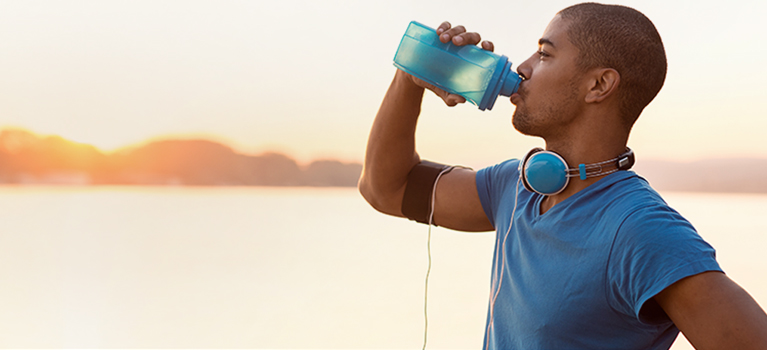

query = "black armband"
[401,160,454,225]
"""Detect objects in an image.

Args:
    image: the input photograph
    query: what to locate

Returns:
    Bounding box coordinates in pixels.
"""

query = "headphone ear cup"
[522,150,570,196]
[519,148,543,193]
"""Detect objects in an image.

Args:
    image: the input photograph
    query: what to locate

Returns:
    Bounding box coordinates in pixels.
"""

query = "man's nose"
[516,54,536,81]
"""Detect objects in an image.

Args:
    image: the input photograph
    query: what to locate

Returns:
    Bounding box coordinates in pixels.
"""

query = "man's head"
[511,3,666,137]
[558,2,667,129]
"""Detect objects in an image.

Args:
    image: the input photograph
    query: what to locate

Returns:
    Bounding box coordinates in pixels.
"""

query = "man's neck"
[539,138,629,215]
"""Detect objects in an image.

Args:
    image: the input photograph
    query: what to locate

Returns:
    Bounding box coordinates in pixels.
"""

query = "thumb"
[410,74,466,107]
[443,92,466,107]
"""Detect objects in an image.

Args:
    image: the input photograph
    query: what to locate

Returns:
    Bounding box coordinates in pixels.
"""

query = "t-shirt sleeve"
[475,159,521,228]
[606,202,722,325]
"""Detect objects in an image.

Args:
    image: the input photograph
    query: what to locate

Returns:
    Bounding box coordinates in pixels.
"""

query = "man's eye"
[537,50,549,59]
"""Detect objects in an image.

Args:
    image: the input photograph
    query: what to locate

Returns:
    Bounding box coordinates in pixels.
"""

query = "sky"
[1,0,766,169]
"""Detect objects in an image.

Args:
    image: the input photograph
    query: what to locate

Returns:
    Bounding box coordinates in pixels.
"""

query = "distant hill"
[2,128,766,192]
[0,129,361,187]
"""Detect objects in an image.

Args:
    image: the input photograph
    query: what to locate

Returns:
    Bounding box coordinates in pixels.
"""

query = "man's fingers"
[452,32,482,46]
[436,24,482,47]
[435,86,466,106]
[436,21,451,35]
[481,40,495,52]
[444,25,466,36]
[439,24,466,43]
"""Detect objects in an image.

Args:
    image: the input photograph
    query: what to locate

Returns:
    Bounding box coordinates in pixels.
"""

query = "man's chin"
[511,111,532,135]
[512,113,544,138]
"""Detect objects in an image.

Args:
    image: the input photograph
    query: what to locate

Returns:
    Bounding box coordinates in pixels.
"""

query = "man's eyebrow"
[538,38,555,48]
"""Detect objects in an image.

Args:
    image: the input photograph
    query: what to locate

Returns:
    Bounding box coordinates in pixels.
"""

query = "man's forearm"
[358,70,425,216]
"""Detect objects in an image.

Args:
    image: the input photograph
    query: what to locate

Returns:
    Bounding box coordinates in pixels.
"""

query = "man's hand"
[403,21,496,107]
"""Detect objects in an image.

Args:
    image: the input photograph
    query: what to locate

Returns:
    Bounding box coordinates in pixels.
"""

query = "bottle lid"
[478,56,521,111]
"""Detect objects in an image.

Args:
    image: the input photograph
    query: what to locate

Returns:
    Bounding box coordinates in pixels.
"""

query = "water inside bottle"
[394,35,498,106]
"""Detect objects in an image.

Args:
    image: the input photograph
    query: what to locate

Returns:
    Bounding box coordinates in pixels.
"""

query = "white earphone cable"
[422,165,456,350]
[484,175,522,350]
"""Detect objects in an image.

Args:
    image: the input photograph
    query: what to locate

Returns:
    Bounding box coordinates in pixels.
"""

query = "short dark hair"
[558,3,667,129]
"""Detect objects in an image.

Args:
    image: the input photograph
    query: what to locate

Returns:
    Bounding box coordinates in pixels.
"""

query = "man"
[358,2,767,349]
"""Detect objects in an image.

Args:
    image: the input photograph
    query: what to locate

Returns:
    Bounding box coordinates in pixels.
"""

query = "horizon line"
[0,126,360,165]
[4,126,767,166]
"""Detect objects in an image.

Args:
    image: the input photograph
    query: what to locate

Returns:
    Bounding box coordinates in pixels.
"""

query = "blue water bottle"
[393,21,521,111]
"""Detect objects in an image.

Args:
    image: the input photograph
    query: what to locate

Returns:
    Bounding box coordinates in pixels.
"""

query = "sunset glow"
[2,0,766,170]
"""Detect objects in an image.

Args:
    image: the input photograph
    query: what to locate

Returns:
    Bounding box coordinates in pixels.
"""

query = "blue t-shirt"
[475,159,721,349]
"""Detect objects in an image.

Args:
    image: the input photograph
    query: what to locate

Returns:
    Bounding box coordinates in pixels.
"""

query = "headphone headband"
[519,147,635,196]
[616,148,635,171]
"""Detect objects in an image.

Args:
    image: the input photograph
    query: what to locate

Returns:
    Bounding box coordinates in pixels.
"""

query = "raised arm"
[655,271,767,349]
[357,22,494,232]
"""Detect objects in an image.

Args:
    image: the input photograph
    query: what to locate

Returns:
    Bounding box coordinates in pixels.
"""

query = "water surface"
[0,187,763,348]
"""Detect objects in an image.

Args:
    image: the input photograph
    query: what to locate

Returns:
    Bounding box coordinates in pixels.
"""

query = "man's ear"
[585,68,620,103]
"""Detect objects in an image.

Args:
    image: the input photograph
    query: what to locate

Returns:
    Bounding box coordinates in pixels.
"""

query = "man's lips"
[510,92,521,105]
[510,81,525,105]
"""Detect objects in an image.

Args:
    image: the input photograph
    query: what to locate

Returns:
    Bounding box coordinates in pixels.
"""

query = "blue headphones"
[519,147,635,196]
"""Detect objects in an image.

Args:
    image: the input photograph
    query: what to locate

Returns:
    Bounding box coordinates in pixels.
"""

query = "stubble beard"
[511,86,542,137]
[511,103,556,138]
[511,78,583,139]
[511,107,537,136]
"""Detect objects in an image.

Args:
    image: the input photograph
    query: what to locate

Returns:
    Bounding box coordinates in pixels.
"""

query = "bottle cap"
[478,56,521,111]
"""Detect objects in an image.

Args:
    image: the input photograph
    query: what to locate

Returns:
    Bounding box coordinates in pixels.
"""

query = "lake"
[0,186,764,348]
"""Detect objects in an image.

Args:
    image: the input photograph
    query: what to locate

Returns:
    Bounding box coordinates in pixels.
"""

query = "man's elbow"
[357,175,403,217]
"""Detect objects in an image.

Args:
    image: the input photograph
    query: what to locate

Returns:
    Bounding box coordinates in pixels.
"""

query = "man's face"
[511,15,585,139]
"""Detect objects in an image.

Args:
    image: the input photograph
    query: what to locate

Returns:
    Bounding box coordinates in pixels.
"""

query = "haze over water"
[0,186,763,348]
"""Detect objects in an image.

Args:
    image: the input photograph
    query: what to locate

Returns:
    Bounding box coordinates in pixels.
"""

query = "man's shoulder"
[475,158,522,199]
[572,171,695,239]
[600,171,671,212]
[602,172,705,248]
[575,171,665,216]
[477,158,521,181]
